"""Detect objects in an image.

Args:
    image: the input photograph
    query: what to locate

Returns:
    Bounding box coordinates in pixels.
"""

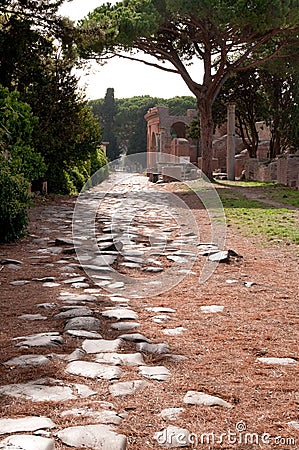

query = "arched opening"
[170,121,187,139]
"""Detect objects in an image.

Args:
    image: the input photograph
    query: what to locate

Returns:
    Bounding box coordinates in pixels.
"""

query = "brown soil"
[0,185,298,449]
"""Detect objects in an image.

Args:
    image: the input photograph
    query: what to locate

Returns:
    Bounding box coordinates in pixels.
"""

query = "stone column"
[227,103,236,181]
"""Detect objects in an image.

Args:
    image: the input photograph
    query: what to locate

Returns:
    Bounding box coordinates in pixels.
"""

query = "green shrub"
[0,159,30,243]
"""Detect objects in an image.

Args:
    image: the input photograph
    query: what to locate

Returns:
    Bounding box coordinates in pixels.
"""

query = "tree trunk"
[199,100,214,180]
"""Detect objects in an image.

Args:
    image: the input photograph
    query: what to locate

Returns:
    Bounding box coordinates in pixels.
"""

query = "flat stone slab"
[15,332,63,348]
[200,305,224,313]
[109,380,149,397]
[64,317,101,331]
[139,365,170,381]
[137,342,169,354]
[56,424,127,449]
[82,339,123,354]
[111,322,140,331]
[0,381,76,402]
[160,408,185,421]
[119,333,149,343]
[61,408,123,425]
[154,425,191,448]
[152,315,172,323]
[54,307,93,319]
[66,361,122,380]
[95,352,144,366]
[63,276,86,284]
[4,355,50,368]
[58,293,97,302]
[0,416,55,435]
[10,280,30,286]
[0,435,55,450]
[183,391,232,408]
[66,329,103,339]
[102,308,138,320]
[18,313,47,320]
[256,357,297,366]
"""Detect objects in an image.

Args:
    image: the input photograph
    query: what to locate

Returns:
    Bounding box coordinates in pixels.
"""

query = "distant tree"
[79,0,299,179]
[100,88,120,160]
[214,70,269,157]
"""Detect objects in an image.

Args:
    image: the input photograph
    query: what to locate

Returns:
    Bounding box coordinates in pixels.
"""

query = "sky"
[58,0,198,100]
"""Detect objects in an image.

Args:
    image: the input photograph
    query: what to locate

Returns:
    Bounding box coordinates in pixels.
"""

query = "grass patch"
[217,180,299,208]
[219,191,299,245]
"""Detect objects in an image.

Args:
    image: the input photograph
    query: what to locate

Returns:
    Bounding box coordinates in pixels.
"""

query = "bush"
[0,160,30,243]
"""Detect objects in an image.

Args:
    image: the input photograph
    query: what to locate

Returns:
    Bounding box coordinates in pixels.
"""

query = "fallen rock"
[160,408,185,421]
[137,342,169,354]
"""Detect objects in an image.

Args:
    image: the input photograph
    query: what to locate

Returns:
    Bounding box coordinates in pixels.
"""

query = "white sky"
[58,0,199,99]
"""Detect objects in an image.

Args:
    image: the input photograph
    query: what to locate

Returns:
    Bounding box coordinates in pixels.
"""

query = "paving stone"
[66,329,103,339]
[58,293,97,302]
[102,308,138,320]
[61,408,123,425]
[160,407,185,421]
[152,315,172,323]
[64,317,101,331]
[82,338,123,354]
[56,348,86,362]
[183,391,232,408]
[15,332,63,348]
[108,282,125,289]
[137,342,169,354]
[54,307,93,319]
[56,424,127,450]
[66,361,122,380]
[109,380,149,397]
[10,280,30,286]
[256,357,297,366]
[0,380,76,402]
[154,425,191,448]
[36,302,57,309]
[111,322,140,331]
[18,313,47,320]
[4,355,50,368]
[95,352,144,366]
[200,305,224,313]
[32,277,56,282]
[0,258,22,265]
[70,282,90,289]
[244,281,256,287]
[139,365,170,381]
[0,416,55,435]
[63,276,86,284]
[119,333,150,343]
[42,282,61,287]
[163,327,187,336]
[0,435,55,450]
[143,267,163,273]
[73,383,97,398]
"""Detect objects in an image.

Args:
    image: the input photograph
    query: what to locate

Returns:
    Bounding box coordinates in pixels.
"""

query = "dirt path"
[0,174,298,449]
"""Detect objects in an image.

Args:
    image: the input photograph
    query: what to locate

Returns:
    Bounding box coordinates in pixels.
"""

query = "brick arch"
[170,121,187,139]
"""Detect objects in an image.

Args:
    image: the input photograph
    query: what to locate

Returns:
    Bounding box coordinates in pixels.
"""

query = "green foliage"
[0,85,46,180]
[0,157,30,243]
[79,0,299,179]
[99,88,119,161]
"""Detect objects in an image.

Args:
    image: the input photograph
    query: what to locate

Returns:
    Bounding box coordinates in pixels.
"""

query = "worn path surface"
[0,173,298,449]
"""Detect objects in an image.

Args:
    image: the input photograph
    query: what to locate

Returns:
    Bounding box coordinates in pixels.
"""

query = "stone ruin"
[145,107,299,188]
